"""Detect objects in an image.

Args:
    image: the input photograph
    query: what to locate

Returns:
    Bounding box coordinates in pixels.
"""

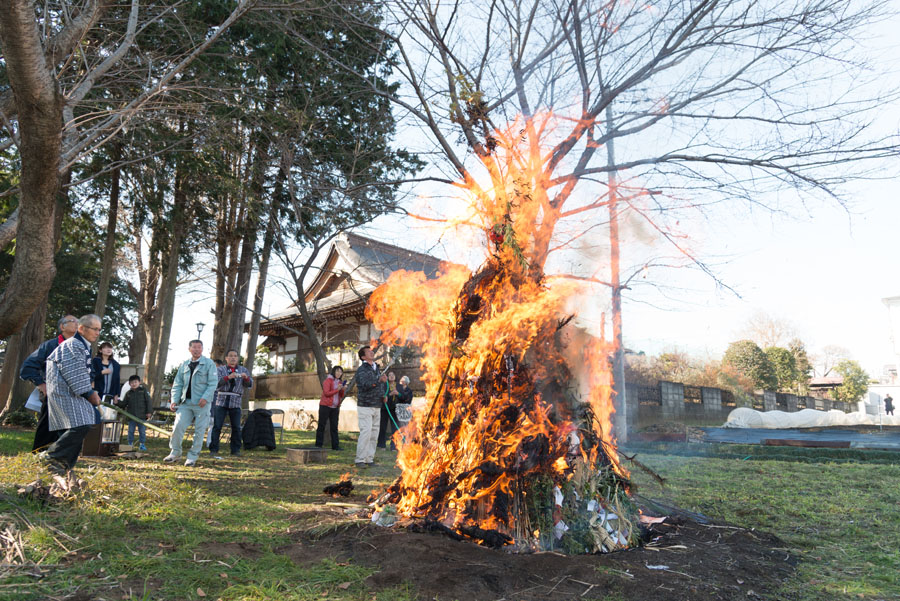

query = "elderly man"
[353,345,387,468]
[209,349,252,458]
[164,340,217,467]
[39,315,103,475]
[21,315,79,451]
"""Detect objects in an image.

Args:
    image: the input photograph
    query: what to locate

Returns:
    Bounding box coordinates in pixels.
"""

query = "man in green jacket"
[164,340,217,467]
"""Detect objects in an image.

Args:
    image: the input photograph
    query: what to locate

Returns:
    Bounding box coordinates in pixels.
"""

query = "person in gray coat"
[40,315,103,475]
[164,340,217,467]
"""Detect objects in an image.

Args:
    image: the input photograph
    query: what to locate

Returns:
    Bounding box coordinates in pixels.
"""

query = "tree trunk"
[225,229,255,356]
[0,334,23,415]
[145,243,181,399]
[144,140,190,399]
[289,241,331,383]
[6,296,49,413]
[217,132,268,360]
[127,214,158,365]
[0,168,68,417]
[128,318,147,364]
[210,194,241,360]
[244,199,277,373]
[92,144,121,321]
[606,103,627,443]
[0,207,19,250]
[0,0,64,338]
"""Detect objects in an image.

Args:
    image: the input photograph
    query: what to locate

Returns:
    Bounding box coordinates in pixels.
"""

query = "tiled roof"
[259,232,445,331]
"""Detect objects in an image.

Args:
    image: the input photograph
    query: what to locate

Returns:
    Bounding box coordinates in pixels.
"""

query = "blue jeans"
[169,402,210,461]
[209,405,242,455]
[128,421,146,445]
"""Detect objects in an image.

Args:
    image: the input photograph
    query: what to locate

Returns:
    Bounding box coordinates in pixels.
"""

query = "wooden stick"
[101,403,172,438]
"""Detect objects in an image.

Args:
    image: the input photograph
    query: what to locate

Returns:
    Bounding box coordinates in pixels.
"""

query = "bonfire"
[366,115,641,554]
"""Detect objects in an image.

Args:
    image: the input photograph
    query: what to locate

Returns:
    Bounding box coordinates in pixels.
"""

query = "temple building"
[256,232,443,373]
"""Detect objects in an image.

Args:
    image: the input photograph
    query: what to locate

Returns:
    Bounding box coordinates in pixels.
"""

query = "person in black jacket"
[395,375,414,434]
[377,371,400,450]
[92,342,121,403]
[20,315,78,451]
[353,346,387,468]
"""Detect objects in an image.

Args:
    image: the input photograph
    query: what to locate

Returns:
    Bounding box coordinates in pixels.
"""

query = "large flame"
[366,113,634,551]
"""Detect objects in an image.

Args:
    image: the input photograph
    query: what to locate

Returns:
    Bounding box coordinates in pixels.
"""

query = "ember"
[366,115,641,553]
[323,473,354,497]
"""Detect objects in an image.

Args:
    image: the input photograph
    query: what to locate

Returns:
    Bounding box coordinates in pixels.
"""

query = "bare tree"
[741,311,801,349]
[298,0,898,437]
[0,0,253,339]
[815,344,852,378]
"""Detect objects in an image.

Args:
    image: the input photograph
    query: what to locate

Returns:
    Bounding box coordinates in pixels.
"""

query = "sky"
[163,2,900,378]
[617,196,900,374]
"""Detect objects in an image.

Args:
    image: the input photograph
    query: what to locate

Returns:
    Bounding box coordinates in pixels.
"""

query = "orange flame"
[366,112,629,545]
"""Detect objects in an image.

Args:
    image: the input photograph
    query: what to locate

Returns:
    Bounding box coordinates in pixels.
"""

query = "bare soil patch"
[203,541,264,560]
[279,506,795,601]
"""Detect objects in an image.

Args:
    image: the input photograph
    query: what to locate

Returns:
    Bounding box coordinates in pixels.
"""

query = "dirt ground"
[264,505,796,601]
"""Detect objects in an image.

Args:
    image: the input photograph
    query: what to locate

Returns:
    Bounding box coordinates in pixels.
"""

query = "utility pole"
[606,102,628,442]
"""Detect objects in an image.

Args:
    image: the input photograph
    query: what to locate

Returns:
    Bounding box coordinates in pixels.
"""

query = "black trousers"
[316,405,341,450]
[46,425,91,469]
[377,401,397,449]
[32,397,60,452]
[209,406,242,455]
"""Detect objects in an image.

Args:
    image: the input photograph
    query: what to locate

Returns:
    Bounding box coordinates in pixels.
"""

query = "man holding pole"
[21,315,79,451]
[353,345,386,468]
[39,315,103,475]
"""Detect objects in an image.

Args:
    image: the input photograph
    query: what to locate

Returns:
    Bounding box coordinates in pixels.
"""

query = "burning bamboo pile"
[366,117,641,553]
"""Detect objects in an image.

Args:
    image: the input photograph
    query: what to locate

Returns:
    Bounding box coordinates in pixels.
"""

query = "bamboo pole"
[100,403,172,438]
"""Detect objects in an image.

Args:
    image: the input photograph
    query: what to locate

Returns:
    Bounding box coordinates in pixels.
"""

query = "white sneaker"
[184,458,197,467]
[163,454,179,463]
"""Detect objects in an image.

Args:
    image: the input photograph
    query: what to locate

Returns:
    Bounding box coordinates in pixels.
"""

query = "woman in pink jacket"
[315,365,346,450]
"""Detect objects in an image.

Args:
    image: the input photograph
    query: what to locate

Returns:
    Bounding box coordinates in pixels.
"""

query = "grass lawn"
[0,427,898,600]
[625,444,900,600]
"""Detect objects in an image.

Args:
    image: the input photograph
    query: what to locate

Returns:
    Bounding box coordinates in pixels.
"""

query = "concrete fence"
[252,365,426,400]
[253,370,853,432]
[626,381,853,430]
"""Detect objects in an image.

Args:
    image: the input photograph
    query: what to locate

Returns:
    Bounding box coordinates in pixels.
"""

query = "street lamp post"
[195,321,205,340]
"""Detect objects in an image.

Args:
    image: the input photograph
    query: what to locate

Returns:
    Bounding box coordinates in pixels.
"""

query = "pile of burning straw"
[367,227,640,554]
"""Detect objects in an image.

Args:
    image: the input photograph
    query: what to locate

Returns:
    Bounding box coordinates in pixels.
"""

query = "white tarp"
[724,407,900,429]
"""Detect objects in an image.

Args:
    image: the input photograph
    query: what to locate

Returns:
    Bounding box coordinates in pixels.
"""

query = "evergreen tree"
[723,340,777,391]
[832,360,870,405]
[764,346,799,392]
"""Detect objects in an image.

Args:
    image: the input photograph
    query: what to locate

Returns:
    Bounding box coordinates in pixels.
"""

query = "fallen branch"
[617,450,666,486]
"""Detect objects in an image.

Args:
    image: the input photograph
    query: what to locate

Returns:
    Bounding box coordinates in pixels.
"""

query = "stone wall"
[626,381,854,430]
[256,370,855,433]
[253,365,426,400]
